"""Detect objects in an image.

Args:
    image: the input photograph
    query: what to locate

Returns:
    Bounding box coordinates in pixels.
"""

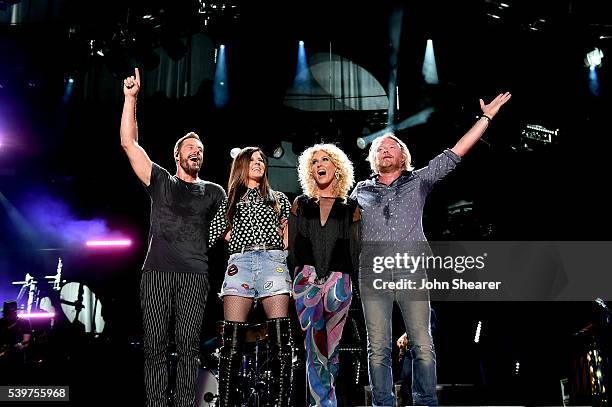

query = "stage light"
[356,128,393,149]
[293,40,311,92]
[514,361,520,375]
[230,147,241,159]
[214,44,229,108]
[85,239,131,247]
[396,85,399,110]
[356,108,434,149]
[585,48,604,68]
[356,137,367,150]
[273,146,284,159]
[62,76,74,103]
[474,320,482,343]
[422,39,439,84]
[18,312,55,319]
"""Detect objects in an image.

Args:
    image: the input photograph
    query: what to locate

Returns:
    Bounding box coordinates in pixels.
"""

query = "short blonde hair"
[298,143,355,200]
[367,133,414,174]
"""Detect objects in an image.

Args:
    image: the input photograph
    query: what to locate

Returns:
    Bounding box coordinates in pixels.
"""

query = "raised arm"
[451,92,512,157]
[120,67,152,186]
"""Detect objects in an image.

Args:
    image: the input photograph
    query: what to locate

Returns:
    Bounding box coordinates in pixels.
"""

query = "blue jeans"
[359,269,437,406]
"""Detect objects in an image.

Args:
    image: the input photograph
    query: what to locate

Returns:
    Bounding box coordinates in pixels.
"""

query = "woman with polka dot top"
[209,146,294,406]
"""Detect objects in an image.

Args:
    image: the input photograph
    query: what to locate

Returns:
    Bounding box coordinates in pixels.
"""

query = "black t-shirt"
[142,163,226,275]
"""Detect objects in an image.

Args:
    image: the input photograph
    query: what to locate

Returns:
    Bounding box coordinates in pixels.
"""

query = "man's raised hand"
[123,67,141,97]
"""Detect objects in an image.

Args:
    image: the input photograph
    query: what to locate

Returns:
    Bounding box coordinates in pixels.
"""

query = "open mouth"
[188,155,199,164]
[317,169,327,176]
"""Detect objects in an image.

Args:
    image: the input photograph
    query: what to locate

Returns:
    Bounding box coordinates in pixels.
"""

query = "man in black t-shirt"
[121,68,225,407]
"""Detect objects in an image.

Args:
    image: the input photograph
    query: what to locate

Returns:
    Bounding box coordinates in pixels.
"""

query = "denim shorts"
[219,249,292,299]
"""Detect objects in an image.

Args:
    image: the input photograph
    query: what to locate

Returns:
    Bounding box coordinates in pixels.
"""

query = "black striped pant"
[140,270,209,407]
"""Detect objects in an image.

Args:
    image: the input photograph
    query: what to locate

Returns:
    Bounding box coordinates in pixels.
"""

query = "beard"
[179,156,201,177]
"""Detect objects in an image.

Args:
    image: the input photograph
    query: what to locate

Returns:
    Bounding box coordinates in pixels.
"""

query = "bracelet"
[479,114,492,122]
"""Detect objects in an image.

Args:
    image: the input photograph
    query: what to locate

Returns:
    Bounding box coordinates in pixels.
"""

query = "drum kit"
[196,321,286,407]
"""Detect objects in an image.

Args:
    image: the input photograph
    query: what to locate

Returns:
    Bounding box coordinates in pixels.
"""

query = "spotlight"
[214,42,229,108]
[230,147,241,159]
[422,39,439,84]
[86,239,131,247]
[474,320,482,343]
[585,48,604,68]
[273,146,284,159]
[356,108,434,149]
[18,312,55,319]
[63,76,75,103]
[293,40,311,92]
[356,137,367,150]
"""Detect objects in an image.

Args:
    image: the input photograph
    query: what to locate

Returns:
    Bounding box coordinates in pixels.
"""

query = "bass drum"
[196,367,218,407]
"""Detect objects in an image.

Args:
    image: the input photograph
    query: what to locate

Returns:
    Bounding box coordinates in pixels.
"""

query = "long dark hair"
[226,147,279,225]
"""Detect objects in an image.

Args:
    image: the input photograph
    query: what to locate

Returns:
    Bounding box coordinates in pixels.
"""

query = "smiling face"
[310,149,337,189]
[177,138,203,177]
[248,150,265,184]
[374,136,405,173]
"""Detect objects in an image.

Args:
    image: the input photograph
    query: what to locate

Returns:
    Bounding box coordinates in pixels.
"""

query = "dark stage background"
[1,0,611,405]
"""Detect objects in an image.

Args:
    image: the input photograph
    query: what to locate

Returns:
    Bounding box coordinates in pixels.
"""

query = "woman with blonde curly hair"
[287,143,360,407]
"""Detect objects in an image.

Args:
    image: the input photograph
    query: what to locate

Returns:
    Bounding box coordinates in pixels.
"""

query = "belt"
[231,243,284,254]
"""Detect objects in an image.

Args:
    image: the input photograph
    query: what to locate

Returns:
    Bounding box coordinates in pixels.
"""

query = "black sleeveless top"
[287,195,361,279]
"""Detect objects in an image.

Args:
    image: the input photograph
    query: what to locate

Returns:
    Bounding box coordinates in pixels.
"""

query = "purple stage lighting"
[85,239,132,247]
[18,312,56,319]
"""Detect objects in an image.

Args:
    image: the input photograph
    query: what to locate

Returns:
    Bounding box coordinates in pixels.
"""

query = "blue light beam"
[62,77,74,103]
[213,45,229,108]
[293,41,312,94]
[423,39,439,85]
[589,66,600,96]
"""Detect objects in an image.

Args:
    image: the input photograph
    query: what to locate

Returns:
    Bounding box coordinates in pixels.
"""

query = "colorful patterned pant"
[293,265,352,407]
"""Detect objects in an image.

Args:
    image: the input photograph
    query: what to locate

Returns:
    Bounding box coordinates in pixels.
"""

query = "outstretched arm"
[451,92,512,157]
[120,67,153,186]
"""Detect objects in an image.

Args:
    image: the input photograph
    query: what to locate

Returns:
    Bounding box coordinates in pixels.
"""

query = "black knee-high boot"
[267,317,294,407]
[218,321,247,407]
